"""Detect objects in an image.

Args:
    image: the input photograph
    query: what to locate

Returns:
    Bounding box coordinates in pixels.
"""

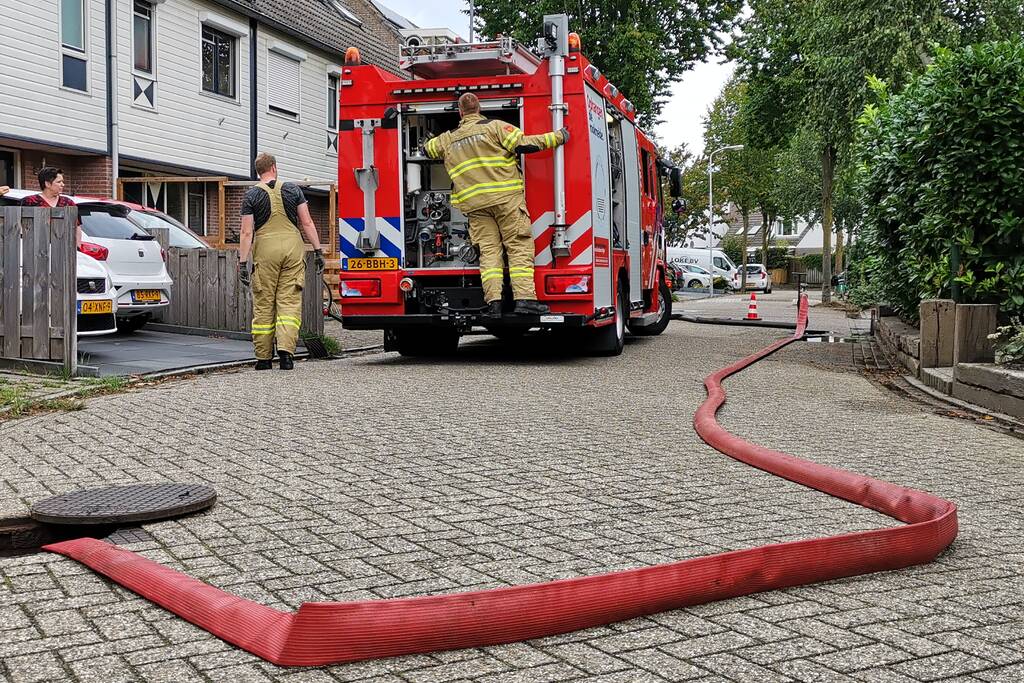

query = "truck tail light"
[545,274,591,294]
[340,279,381,298]
[399,277,414,292]
[78,242,109,261]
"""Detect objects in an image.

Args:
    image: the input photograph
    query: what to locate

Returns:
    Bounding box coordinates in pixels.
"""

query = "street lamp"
[707,144,744,297]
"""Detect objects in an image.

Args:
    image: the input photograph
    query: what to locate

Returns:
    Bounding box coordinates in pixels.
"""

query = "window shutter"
[268,50,301,116]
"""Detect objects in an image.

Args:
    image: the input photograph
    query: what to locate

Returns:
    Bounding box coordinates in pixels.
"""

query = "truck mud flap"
[44,294,957,667]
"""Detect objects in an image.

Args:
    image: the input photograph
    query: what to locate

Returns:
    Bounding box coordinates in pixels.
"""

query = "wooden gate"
[0,207,77,373]
[160,248,323,337]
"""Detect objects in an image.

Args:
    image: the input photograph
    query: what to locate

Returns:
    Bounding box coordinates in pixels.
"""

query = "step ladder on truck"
[335,15,685,357]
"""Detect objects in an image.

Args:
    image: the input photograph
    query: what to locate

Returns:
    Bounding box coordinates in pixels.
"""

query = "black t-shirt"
[240,180,307,230]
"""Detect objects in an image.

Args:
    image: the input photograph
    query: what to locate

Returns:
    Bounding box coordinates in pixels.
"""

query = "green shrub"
[856,40,1024,322]
[990,319,1024,365]
[720,234,744,266]
[766,247,789,270]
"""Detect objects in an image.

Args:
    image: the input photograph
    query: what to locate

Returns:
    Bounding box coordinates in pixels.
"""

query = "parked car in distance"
[2,189,174,333]
[667,247,740,285]
[76,196,210,249]
[76,252,118,336]
[736,263,773,293]
[679,263,713,290]
[664,262,684,291]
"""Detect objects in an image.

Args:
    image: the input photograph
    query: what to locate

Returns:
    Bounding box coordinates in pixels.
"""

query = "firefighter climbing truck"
[336,15,684,356]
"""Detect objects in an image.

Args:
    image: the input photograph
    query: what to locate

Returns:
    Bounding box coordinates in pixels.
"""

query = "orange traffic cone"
[746,292,761,320]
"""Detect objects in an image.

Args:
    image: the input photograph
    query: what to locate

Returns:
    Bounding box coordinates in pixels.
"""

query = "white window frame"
[267,41,305,121]
[59,0,90,94]
[132,0,156,76]
[327,71,340,131]
[199,12,245,102]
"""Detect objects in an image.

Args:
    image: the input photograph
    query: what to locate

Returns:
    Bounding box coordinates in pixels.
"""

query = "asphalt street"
[1,292,1021,682]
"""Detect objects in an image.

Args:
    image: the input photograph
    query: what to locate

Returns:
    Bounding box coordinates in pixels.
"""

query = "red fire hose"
[43,294,957,666]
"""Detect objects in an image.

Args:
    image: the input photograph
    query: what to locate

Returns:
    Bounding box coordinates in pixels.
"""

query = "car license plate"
[78,300,112,315]
[343,257,398,271]
[132,289,161,302]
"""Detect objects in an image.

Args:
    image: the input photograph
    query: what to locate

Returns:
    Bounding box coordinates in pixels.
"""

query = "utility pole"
[707,145,744,296]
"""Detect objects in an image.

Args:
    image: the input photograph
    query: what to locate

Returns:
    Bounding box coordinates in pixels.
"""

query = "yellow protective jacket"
[424,113,566,213]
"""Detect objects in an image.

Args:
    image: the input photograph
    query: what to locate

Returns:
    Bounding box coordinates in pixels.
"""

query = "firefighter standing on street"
[425,93,568,316]
[239,153,325,370]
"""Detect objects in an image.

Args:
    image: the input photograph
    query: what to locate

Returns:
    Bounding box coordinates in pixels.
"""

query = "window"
[61,0,84,50]
[79,206,151,240]
[0,149,18,188]
[327,74,338,129]
[133,1,153,74]
[202,26,236,98]
[267,50,301,118]
[327,0,362,25]
[640,149,651,197]
[776,218,797,236]
[187,182,206,235]
[61,0,88,91]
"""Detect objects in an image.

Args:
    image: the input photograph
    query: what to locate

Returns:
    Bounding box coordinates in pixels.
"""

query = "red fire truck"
[336,15,683,356]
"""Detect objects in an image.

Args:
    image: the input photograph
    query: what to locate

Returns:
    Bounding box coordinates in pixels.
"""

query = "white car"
[76,252,118,336]
[734,263,773,293]
[2,189,172,333]
[678,264,713,289]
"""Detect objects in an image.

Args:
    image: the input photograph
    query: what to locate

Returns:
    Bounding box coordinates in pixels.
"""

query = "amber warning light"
[344,47,361,65]
[568,32,581,52]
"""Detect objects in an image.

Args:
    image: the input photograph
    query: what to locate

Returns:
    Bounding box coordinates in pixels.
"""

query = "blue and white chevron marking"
[338,217,403,261]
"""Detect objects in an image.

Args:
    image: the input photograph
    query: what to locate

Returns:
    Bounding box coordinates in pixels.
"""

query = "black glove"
[239,261,251,287]
[559,127,570,144]
[314,249,325,275]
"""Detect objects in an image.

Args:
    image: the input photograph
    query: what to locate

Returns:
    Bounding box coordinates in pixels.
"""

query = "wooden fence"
[0,207,77,373]
[159,248,323,338]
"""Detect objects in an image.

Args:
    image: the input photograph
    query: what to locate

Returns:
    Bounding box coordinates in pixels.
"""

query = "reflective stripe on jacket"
[425,114,565,213]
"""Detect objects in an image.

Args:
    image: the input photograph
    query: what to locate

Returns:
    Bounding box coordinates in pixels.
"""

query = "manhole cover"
[31,483,216,525]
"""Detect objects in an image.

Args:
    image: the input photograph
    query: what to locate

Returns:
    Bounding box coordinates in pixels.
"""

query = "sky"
[376,0,735,156]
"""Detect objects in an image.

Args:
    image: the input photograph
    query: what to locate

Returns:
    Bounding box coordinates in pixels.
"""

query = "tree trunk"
[741,210,749,291]
[820,145,836,304]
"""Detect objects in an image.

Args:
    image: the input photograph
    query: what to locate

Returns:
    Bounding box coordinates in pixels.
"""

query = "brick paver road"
[1,306,1022,682]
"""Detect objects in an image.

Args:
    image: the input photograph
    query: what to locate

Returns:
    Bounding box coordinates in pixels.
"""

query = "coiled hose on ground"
[43,294,957,666]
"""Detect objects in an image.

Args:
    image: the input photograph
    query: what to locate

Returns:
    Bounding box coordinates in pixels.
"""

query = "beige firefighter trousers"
[466,197,536,303]
[251,223,306,359]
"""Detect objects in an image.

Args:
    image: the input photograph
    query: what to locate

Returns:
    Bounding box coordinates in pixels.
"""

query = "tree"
[733,0,951,302]
[703,77,778,288]
[944,0,1024,43]
[472,0,742,126]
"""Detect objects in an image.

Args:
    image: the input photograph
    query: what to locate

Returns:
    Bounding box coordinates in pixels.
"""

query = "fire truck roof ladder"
[398,36,542,79]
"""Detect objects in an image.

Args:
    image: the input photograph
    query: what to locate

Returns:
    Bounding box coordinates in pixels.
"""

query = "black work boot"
[255,359,273,371]
[278,351,294,370]
[485,300,503,318]
[514,300,550,315]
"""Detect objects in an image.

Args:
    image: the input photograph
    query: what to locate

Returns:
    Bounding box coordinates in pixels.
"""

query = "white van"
[666,247,739,288]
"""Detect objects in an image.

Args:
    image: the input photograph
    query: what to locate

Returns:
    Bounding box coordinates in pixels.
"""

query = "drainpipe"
[106,0,119,197]
[249,18,258,178]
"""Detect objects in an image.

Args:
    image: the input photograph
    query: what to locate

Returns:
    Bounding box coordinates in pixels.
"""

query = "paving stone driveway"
[1,305,1021,682]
